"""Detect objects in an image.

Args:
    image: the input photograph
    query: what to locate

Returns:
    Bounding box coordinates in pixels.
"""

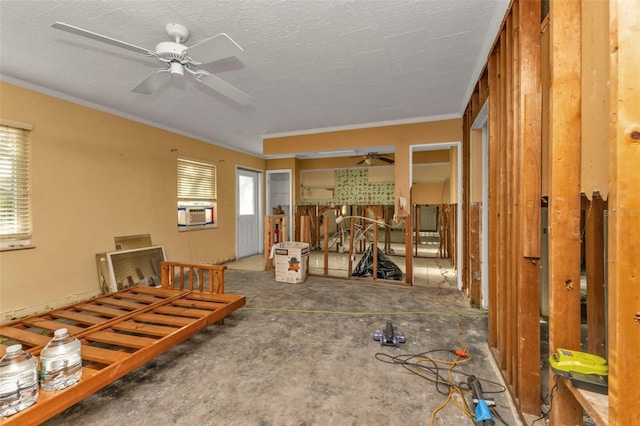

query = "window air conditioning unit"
[178,206,214,227]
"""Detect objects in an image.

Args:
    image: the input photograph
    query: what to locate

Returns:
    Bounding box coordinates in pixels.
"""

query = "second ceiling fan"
[356,152,395,166]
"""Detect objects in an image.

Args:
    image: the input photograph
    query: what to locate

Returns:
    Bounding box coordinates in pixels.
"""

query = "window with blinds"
[0,122,32,248]
[177,157,217,228]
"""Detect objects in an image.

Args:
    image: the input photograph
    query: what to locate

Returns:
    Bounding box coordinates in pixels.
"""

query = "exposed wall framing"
[463,0,542,415]
[463,0,640,422]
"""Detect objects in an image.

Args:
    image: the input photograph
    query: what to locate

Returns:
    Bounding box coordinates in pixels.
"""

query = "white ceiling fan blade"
[131,69,171,94]
[187,33,243,64]
[52,22,154,56]
[195,72,254,106]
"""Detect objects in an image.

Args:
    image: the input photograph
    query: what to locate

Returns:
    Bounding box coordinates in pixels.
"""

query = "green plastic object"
[550,348,608,394]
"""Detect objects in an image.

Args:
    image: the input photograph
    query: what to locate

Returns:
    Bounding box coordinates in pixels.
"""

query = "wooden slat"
[50,311,110,326]
[562,377,608,425]
[184,292,248,303]
[75,303,128,318]
[95,297,147,310]
[85,331,158,349]
[110,320,177,337]
[80,345,130,365]
[131,285,188,298]
[131,312,193,327]
[21,318,85,336]
[152,306,210,318]
[112,292,164,304]
[0,327,51,347]
[170,299,225,310]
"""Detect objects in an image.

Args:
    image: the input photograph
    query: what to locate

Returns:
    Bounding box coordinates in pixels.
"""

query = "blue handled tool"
[468,375,495,425]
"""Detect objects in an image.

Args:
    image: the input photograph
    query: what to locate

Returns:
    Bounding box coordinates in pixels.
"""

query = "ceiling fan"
[51,22,254,105]
[356,152,395,166]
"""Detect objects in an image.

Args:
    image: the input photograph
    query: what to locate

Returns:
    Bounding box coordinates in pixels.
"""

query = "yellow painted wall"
[264,119,462,217]
[263,119,462,156]
[0,82,264,322]
[449,146,458,204]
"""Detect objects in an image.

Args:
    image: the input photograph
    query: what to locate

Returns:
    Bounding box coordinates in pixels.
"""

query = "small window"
[177,157,217,229]
[0,122,32,250]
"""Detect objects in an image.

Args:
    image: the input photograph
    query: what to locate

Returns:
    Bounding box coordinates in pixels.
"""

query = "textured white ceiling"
[0,0,508,157]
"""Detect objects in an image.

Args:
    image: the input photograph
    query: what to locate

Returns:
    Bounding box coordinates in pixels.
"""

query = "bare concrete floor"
[44,268,521,426]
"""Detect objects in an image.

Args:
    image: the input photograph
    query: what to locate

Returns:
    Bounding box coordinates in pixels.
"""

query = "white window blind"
[177,158,216,203]
[0,123,31,242]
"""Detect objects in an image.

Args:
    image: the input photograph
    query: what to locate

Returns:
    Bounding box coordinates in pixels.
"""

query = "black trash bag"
[352,244,403,280]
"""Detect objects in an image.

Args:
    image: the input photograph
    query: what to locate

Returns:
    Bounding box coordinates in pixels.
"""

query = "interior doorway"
[410,142,463,290]
[236,167,262,259]
[471,102,489,308]
[266,170,292,241]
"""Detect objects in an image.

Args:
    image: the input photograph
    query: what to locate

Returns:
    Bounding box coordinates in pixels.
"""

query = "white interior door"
[236,168,261,259]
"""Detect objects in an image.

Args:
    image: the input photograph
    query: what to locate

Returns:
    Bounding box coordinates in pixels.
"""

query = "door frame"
[410,142,463,290]
[266,169,293,241]
[472,102,490,309]
[235,166,263,259]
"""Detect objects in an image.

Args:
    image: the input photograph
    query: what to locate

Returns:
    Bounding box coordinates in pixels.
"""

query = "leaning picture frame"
[105,245,167,292]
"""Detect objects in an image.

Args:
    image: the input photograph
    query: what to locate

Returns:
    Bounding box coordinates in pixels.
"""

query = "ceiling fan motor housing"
[165,23,190,43]
[155,42,188,61]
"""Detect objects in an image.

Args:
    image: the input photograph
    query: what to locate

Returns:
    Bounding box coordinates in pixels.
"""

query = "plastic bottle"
[0,344,39,417]
[39,328,82,391]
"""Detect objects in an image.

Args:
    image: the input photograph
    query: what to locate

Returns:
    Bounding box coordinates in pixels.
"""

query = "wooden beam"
[548,0,583,424]
[517,0,542,414]
[497,27,508,371]
[585,195,606,357]
[323,216,329,276]
[404,216,413,285]
[608,0,640,422]
[504,11,516,386]
[469,203,481,306]
[348,217,355,277]
[487,48,500,350]
[463,111,471,295]
[414,204,419,257]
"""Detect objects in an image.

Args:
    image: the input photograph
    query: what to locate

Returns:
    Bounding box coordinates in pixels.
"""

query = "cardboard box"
[274,242,309,283]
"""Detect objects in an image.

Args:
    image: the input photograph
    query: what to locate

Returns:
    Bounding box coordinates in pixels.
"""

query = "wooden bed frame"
[0,261,245,425]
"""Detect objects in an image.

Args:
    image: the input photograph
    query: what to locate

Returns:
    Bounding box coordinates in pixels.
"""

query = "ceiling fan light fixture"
[169,61,184,76]
[365,158,373,166]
